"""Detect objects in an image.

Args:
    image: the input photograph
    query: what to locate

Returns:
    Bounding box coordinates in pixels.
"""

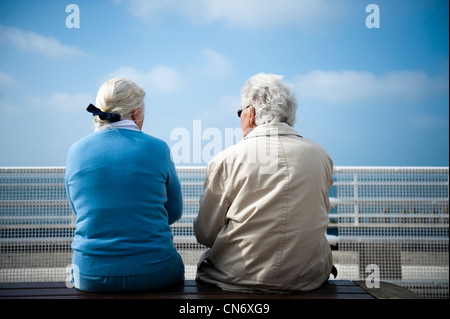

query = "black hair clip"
[86,104,121,123]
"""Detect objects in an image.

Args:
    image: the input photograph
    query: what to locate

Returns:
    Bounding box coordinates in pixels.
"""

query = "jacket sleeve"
[194,161,229,248]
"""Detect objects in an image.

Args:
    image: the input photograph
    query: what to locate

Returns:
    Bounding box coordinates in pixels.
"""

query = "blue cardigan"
[65,128,183,277]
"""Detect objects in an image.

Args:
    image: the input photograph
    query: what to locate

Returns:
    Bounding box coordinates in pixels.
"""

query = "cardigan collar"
[95,120,140,132]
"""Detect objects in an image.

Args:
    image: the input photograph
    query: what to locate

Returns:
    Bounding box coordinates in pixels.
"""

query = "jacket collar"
[244,122,302,139]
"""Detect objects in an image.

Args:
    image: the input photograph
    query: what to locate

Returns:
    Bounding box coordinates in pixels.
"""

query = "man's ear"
[249,106,256,127]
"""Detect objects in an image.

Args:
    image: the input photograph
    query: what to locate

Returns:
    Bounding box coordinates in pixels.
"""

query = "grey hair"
[94,78,145,128]
[241,73,297,127]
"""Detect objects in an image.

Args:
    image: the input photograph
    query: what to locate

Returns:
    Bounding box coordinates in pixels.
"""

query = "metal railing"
[0,166,448,298]
[333,167,448,298]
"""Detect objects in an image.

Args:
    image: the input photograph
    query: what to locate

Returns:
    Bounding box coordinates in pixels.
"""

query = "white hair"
[94,78,145,128]
[241,73,297,127]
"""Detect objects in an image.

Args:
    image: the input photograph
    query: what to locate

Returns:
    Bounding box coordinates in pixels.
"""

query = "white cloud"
[218,95,241,113]
[0,24,85,58]
[105,49,232,95]
[0,72,22,114]
[0,71,15,87]
[196,49,234,79]
[105,65,185,94]
[116,0,347,29]
[294,70,449,105]
[0,71,17,93]
[28,92,92,112]
[114,0,176,19]
[188,0,346,29]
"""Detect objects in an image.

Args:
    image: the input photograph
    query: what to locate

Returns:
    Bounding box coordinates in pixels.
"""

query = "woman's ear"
[132,107,144,130]
[131,108,138,121]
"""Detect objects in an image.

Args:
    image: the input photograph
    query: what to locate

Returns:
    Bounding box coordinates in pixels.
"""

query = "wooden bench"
[0,279,420,300]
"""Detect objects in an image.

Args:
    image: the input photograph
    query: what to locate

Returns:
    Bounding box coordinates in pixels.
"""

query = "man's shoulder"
[208,142,243,167]
[297,137,331,156]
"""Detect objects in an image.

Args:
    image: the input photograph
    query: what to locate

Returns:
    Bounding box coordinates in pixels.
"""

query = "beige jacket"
[194,122,334,292]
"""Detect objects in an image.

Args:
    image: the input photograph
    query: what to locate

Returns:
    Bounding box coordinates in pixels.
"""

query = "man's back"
[195,122,334,292]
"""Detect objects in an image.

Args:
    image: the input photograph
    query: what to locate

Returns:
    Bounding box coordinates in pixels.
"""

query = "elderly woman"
[194,73,335,293]
[65,78,184,293]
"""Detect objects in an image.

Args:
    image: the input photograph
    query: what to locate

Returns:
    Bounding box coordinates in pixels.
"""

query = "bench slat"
[0,280,375,299]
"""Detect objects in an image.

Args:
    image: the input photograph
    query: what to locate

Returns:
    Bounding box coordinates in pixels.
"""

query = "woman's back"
[66,128,183,279]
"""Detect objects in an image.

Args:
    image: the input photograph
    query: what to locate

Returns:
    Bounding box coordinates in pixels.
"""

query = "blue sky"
[0,0,448,167]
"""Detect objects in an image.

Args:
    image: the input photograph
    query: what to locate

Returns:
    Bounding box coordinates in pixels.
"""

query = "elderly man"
[194,73,335,293]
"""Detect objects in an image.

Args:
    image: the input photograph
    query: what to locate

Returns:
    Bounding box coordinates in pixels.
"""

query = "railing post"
[353,172,359,226]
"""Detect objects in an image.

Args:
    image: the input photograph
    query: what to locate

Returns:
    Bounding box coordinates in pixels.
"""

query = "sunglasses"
[237,105,252,118]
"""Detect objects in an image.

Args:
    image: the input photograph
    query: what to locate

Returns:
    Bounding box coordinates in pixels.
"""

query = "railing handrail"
[1,165,448,170]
